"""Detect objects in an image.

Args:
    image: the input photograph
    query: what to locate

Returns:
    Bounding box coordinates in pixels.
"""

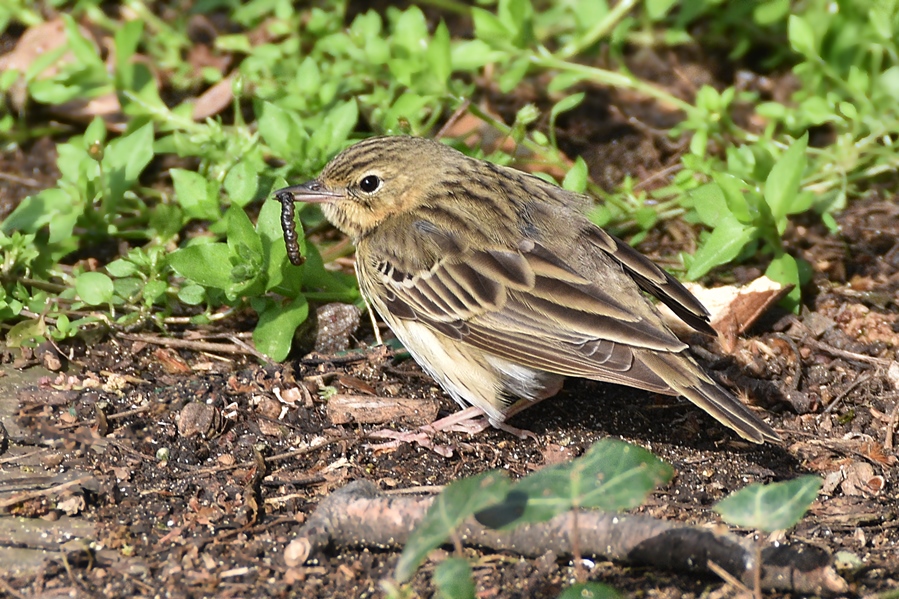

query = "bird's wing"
[583,227,716,336]
[365,224,704,383]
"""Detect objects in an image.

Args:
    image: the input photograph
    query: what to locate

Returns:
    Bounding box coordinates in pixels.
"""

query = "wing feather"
[364,227,696,380]
[586,228,715,336]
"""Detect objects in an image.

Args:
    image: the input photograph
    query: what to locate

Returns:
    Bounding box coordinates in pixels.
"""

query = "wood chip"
[326,394,440,426]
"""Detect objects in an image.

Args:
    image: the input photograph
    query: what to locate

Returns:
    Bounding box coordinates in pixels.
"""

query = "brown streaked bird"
[278,136,780,444]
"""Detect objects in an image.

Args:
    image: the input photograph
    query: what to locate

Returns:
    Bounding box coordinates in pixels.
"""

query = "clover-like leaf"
[687,215,756,280]
[433,557,475,599]
[252,295,309,361]
[714,475,822,532]
[395,470,511,582]
[75,272,114,306]
[508,439,673,526]
[764,132,808,233]
[168,244,233,290]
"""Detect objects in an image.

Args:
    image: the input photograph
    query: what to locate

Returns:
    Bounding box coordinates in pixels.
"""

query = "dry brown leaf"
[192,74,235,120]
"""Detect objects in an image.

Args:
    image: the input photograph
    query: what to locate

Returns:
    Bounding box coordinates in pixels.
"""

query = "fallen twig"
[286,480,848,596]
[116,332,259,357]
[0,475,96,509]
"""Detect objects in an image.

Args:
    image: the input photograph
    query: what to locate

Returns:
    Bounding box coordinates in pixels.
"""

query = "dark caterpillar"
[275,190,305,266]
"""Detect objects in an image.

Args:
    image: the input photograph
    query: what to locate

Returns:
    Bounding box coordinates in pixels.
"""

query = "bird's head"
[277,136,461,240]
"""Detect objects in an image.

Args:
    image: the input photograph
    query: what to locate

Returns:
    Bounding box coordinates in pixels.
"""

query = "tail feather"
[638,351,781,444]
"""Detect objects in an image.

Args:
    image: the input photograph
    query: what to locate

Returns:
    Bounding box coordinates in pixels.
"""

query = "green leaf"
[550,92,585,123]
[797,96,838,126]
[101,122,155,211]
[433,558,475,599]
[178,284,206,305]
[55,313,72,336]
[113,277,142,302]
[258,102,306,159]
[788,15,817,57]
[498,0,534,47]
[311,99,357,158]
[258,191,302,295]
[753,0,789,25]
[172,168,220,221]
[646,0,677,20]
[83,117,107,152]
[764,133,808,233]
[558,582,623,599]
[294,243,358,301]
[689,183,729,227]
[7,318,47,348]
[879,66,899,99]
[252,295,309,361]
[711,173,754,224]
[1,188,73,235]
[498,56,531,93]
[106,259,140,277]
[472,8,512,46]
[62,14,105,70]
[395,471,511,582]
[105,121,155,184]
[392,6,429,56]
[114,18,143,74]
[224,161,259,207]
[508,439,673,525]
[142,280,167,304]
[425,21,452,89]
[765,252,801,312]
[75,272,114,305]
[714,476,822,532]
[451,40,503,70]
[562,157,588,193]
[226,205,263,264]
[168,244,233,290]
[687,217,756,280]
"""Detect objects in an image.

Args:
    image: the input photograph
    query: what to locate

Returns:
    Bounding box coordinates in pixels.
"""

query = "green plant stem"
[531,51,697,117]
[570,508,585,583]
[555,0,640,60]
[118,90,202,132]
[163,308,235,324]
[464,103,572,170]
[13,278,68,294]
[753,539,762,599]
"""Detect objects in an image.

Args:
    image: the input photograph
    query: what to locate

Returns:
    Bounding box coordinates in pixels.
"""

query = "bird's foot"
[488,417,537,440]
[365,406,536,456]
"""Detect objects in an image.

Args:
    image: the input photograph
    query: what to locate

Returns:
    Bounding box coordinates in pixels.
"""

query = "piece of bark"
[326,395,440,426]
[286,480,848,596]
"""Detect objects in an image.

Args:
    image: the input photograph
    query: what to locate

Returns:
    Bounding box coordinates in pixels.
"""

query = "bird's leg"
[366,405,536,456]
[367,406,490,443]
[354,261,384,346]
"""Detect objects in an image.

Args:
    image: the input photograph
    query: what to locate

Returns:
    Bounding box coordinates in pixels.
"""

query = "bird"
[277,136,781,444]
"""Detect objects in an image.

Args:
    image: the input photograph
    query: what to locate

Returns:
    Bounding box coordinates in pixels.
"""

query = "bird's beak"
[275,181,343,204]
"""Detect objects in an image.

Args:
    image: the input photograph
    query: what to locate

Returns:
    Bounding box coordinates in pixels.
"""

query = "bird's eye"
[359,175,382,193]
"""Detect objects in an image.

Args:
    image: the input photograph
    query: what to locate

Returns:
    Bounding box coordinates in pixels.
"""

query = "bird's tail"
[637,350,781,444]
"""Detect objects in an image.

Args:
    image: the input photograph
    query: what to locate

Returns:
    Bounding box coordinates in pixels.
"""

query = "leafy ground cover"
[1,0,898,597]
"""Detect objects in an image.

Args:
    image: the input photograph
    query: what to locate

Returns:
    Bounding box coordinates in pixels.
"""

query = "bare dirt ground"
[2,30,899,599]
